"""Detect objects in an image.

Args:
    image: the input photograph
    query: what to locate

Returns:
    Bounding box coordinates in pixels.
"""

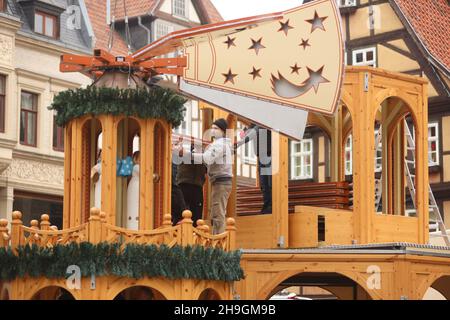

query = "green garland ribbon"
[49,86,187,128]
[0,243,244,282]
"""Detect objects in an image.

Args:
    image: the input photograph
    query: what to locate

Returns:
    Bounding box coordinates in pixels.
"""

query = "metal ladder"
[374,126,383,212]
[403,121,450,246]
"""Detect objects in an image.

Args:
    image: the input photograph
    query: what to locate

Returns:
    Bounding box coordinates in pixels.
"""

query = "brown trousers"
[210,183,232,235]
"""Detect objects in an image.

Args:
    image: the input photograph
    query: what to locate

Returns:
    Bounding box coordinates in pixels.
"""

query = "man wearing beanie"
[175,118,233,234]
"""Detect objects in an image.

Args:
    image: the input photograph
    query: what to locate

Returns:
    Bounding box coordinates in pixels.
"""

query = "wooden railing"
[0,209,236,252]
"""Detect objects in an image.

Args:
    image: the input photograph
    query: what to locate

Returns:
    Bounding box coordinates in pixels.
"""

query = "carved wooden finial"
[12,211,22,221]
[182,210,193,221]
[226,218,236,228]
[0,219,8,228]
[90,207,101,217]
[30,220,39,229]
[99,212,107,222]
[162,214,172,227]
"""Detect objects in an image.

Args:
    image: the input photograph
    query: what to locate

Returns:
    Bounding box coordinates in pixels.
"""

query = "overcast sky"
[210,0,305,20]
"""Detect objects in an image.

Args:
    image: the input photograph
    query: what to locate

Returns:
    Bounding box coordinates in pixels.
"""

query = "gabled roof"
[193,0,223,24]
[83,0,129,55]
[391,0,450,76]
[114,0,159,19]
[113,0,223,24]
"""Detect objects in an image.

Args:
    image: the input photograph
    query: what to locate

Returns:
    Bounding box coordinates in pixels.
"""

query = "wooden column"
[226,114,237,218]
[99,115,117,225]
[63,122,72,229]
[331,105,344,181]
[163,122,172,223]
[351,72,374,244]
[391,122,405,215]
[271,132,289,248]
[139,119,152,230]
[416,83,429,244]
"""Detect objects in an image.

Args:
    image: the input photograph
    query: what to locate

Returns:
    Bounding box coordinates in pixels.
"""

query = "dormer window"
[18,1,64,39]
[35,11,58,38]
[173,0,187,18]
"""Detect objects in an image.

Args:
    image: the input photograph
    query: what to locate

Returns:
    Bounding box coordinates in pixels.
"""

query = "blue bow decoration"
[118,156,134,177]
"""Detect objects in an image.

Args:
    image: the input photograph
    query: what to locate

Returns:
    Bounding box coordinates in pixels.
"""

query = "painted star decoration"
[222,68,238,84]
[248,38,266,55]
[290,63,301,74]
[224,36,236,49]
[306,11,328,33]
[299,38,311,50]
[306,66,330,93]
[278,19,294,36]
[249,67,262,80]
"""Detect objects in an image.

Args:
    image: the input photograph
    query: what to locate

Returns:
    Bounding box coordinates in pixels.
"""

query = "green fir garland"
[0,243,244,282]
[49,86,187,128]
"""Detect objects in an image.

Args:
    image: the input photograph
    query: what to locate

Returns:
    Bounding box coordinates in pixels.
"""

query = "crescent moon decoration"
[271,66,330,99]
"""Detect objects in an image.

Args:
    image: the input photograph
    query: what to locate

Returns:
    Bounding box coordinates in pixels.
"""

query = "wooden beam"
[271,132,289,248]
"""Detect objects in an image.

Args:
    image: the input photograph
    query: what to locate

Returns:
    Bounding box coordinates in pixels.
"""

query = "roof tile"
[393,0,450,72]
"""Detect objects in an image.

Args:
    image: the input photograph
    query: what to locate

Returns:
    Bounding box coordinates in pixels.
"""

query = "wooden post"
[417,83,429,244]
[180,210,194,246]
[100,115,117,225]
[63,122,72,229]
[351,71,374,244]
[226,218,236,251]
[271,132,289,248]
[331,105,343,181]
[226,115,237,218]
[88,207,102,244]
[40,214,50,231]
[11,211,23,251]
[0,219,9,248]
[140,119,155,230]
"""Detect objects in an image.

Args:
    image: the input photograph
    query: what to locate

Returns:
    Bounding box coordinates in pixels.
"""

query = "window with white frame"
[243,139,257,165]
[352,47,376,67]
[413,122,440,166]
[174,100,202,139]
[337,0,357,7]
[345,134,352,175]
[173,0,187,18]
[427,123,439,166]
[155,21,173,40]
[290,139,313,180]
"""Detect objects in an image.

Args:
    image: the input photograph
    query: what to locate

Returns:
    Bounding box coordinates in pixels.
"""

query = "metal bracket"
[278,236,285,248]
[364,72,370,92]
[90,274,96,290]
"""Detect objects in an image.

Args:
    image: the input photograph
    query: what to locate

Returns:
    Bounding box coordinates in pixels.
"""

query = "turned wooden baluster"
[88,207,102,244]
[226,218,236,251]
[0,219,9,248]
[11,211,23,251]
[40,214,51,246]
[180,210,194,247]
[30,220,40,245]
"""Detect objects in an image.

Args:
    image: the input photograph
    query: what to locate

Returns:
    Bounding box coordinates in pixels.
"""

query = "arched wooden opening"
[31,286,75,300]
[153,121,165,228]
[1,288,9,301]
[424,276,450,300]
[83,119,102,221]
[198,288,221,300]
[374,97,418,216]
[268,286,336,300]
[116,117,141,229]
[263,272,374,301]
[113,286,166,300]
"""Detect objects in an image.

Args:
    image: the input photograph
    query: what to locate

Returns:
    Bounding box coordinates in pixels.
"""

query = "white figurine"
[127,151,140,230]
